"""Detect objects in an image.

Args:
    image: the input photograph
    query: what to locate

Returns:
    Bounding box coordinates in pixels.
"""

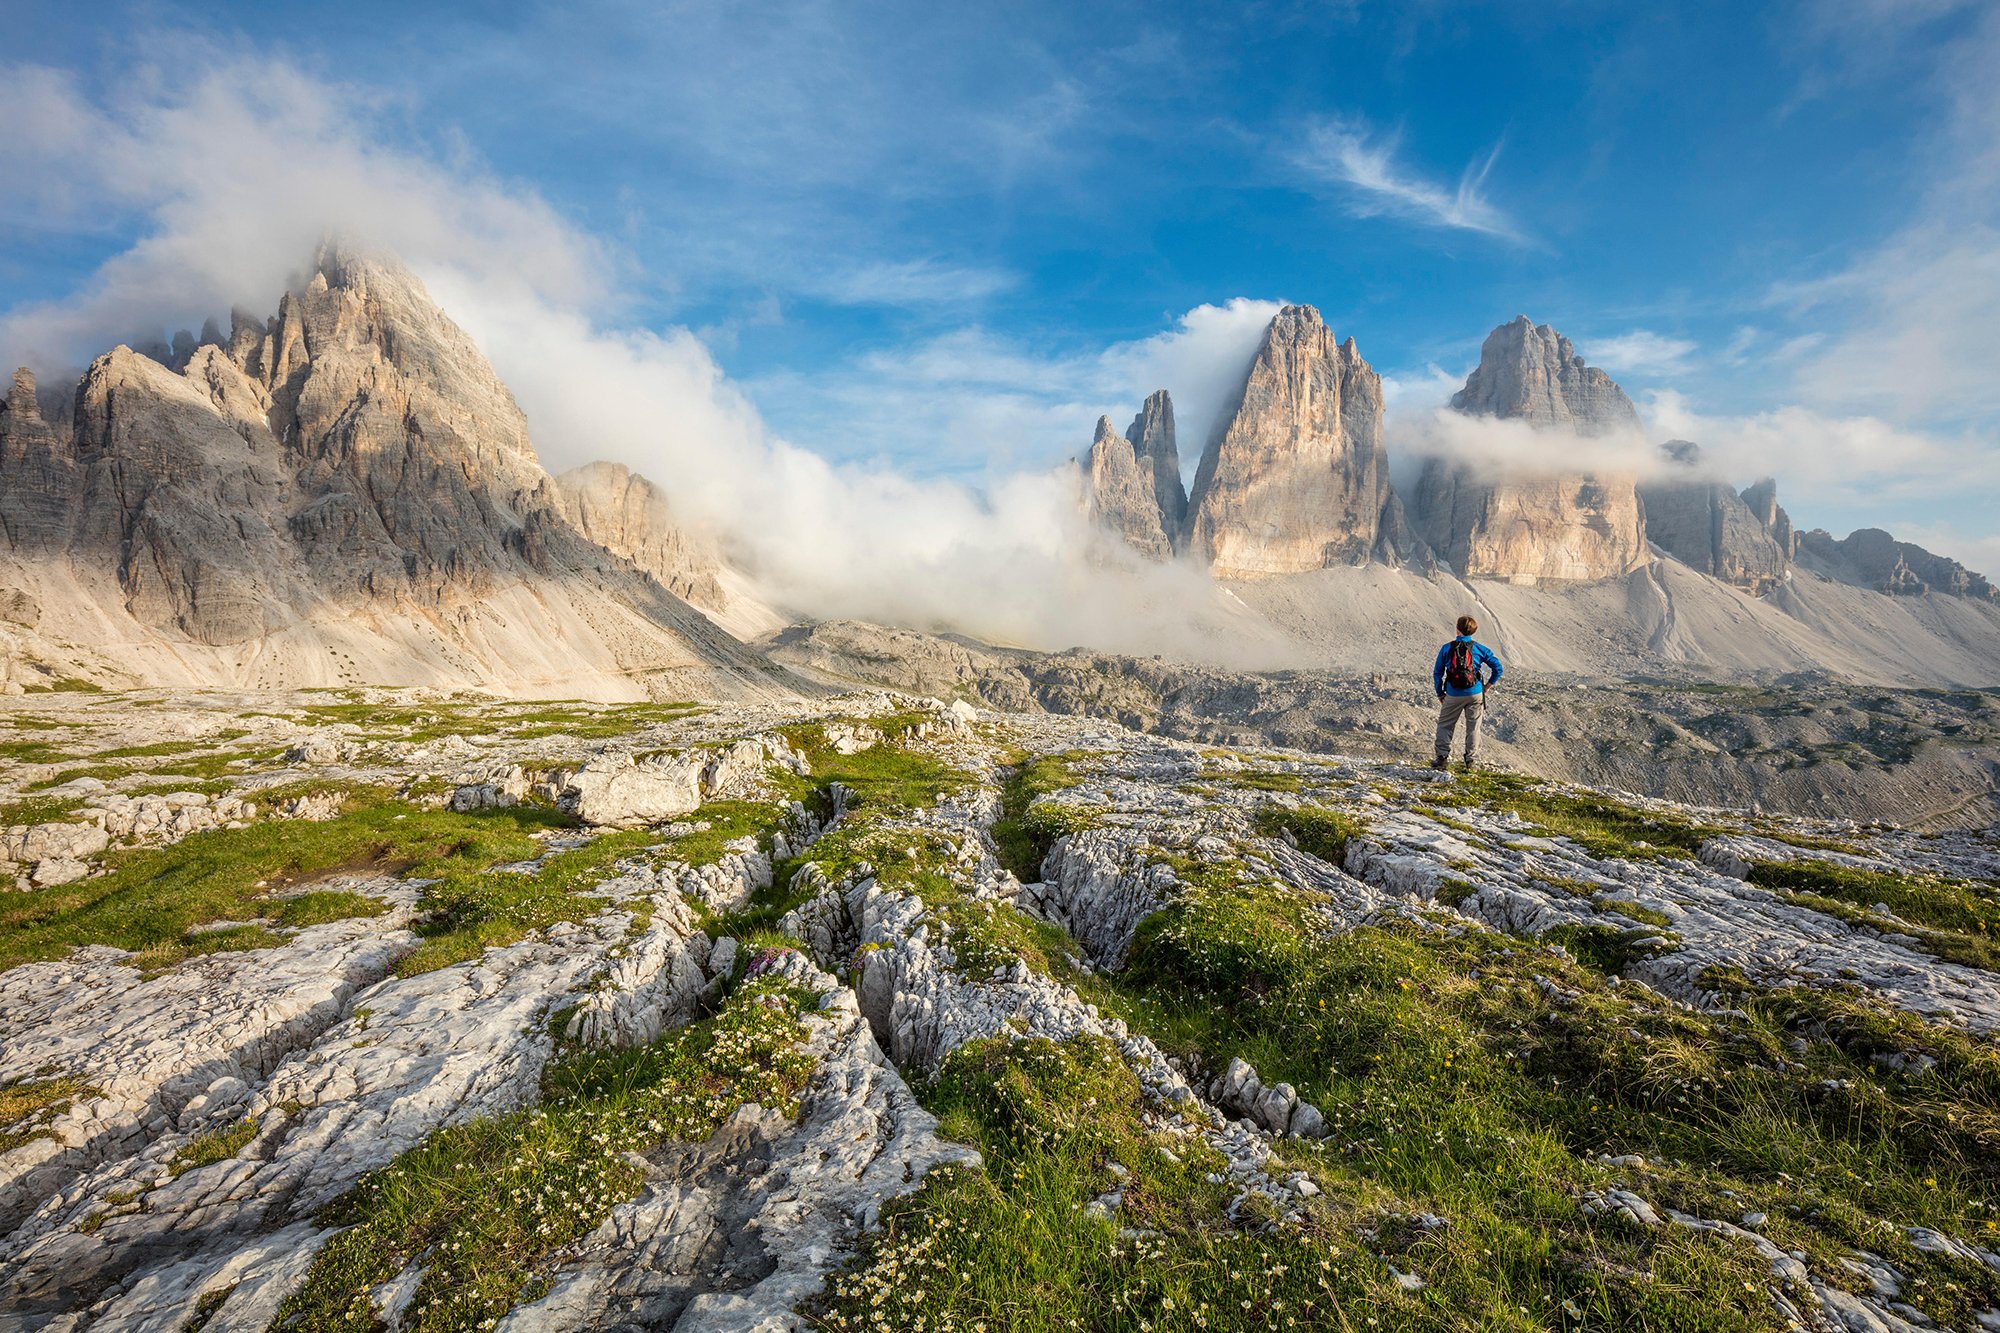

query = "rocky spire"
[1637,442,1791,594]
[5,368,39,421]
[1414,317,1648,584]
[1083,415,1173,561]
[1125,390,1186,540]
[1182,305,1419,577]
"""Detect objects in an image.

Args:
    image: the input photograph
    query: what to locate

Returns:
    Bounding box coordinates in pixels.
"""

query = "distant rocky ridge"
[1797,528,1998,601]
[1076,309,1992,612]
[0,244,790,699]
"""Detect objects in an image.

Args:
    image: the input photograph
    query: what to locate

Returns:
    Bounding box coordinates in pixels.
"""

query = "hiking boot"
[1429,757,1450,772]
[1460,759,1479,772]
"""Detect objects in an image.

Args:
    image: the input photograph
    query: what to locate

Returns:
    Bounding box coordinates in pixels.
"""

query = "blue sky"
[3,0,1997,575]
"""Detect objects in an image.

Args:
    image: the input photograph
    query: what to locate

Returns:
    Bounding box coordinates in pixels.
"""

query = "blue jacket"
[1434,637,1503,697]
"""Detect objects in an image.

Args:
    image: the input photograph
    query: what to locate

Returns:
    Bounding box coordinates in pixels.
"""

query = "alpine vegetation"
[2,690,1996,1330]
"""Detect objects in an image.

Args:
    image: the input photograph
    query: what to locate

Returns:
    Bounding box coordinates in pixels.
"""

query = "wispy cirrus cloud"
[798,258,1019,307]
[1293,116,1520,241]
[1584,329,1698,375]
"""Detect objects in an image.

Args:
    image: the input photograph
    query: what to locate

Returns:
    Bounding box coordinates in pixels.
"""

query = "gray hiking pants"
[1435,693,1485,762]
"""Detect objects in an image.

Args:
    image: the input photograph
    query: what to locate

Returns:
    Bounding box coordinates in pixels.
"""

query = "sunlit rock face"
[1182,305,1419,578]
[553,460,729,613]
[1414,317,1648,584]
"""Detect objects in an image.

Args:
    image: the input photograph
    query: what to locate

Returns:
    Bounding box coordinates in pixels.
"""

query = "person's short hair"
[1456,615,1478,636]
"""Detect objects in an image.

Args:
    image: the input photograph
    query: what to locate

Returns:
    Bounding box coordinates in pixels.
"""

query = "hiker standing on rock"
[1433,615,1503,772]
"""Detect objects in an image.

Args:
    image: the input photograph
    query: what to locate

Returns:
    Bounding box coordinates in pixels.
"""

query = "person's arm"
[1433,644,1448,697]
[1484,646,1503,688]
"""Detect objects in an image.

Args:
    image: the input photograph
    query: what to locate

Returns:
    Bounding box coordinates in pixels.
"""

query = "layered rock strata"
[1183,305,1420,577]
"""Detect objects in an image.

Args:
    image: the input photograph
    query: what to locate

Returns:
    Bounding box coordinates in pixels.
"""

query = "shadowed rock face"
[1182,305,1419,578]
[1078,392,1186,562]
[1639,443,1793,595]
[0,369,79,555]
[0,242,781,692]
[1415,316,1647,584]
[1084,415,1174,561]
[1127,390,1186,539]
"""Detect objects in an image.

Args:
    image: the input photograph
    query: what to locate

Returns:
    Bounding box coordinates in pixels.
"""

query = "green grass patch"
[814,1033,1397,1332]
[395,827,658,976]
[22,677,104,693]
[1542,922,1676,976]
[990,749,1102,881]
[1747,859,2000,942]
[0,795,84,828]
[0,1072,101,1153]
[1072,906,2000,1329]
[91,740,207,760]
[275,976,816,1331]
[1425,770,1721,862]
[1126,853,1323,999]
[0,790,566,973]
[1254,802,1367,867]
[168,1117,259,1177]
[0,738,76,764]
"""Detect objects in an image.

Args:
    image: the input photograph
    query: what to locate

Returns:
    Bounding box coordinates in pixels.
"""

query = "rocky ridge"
[0,244,787,700]
[0,689,1996,1330]
[1799,528,2000,602]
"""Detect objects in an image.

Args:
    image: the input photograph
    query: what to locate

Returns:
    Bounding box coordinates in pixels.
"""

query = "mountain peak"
[1125,390,1185,538]
[1451,317,1637,436]
[1182,308,1414,576]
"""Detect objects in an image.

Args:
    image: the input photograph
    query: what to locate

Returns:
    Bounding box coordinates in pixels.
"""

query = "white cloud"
[798,259,1019,306]
[1641,389,1997,505]
[1773,5,2000,432]
[1781,224,2000,426]
[1389,410,1668,486]
[747,297,1288,480]
[1293,116,1519,240]
[1583,330,1697,376]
